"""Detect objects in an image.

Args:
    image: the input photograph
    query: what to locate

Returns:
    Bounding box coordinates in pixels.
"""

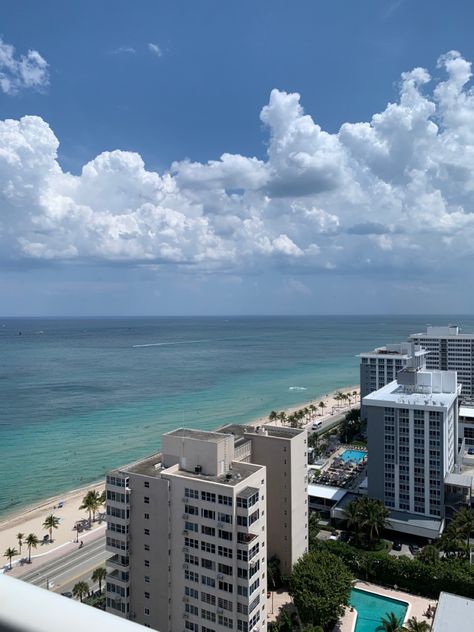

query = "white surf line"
[132,339,207,348]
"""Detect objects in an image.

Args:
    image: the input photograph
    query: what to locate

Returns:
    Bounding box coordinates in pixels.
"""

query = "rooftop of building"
[359,342,428,358]
[444,472,473,489]
[459,405,474,419]
[165,427,231,443]
[431,592,474,632]
[363,370,459,408]
[165,459,263,486]
[411,324,474,338]
[217,423,304,444]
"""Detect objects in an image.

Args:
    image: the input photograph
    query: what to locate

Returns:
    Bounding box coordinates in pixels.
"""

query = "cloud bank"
[1,51,474,280]
[0,37,49,95]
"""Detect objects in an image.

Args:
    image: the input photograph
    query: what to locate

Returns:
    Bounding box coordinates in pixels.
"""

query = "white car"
[312,421,322,430]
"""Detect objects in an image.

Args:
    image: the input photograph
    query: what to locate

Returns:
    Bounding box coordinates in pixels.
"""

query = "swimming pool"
[340,449,366,464]
[350,588,408,632]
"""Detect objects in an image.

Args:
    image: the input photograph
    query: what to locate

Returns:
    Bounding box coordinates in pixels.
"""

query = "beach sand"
[0,385,359,571]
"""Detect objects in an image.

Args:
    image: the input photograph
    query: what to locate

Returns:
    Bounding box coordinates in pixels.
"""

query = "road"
[19,536,106,593]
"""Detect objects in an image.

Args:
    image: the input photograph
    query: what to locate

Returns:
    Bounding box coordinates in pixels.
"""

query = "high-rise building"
[217,425,308,576]
[363,368,460,539]
[105,425,307,632]
[410,326,474,400]
[359,342,427,417]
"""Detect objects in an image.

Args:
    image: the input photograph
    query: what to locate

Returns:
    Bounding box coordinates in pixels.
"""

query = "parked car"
[329,534,338,541]
[61,592,73,598]
[409,543,420,555]
[468,447,474,455]
[392,540,402,551]
[312,421,322,430]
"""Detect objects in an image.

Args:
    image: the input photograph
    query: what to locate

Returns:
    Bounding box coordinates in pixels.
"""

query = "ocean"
[1,315,473,518]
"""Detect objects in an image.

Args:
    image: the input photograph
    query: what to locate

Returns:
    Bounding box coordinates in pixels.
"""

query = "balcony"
[107,569,130,587]
[107,554,129,571]
[237,532,258,546]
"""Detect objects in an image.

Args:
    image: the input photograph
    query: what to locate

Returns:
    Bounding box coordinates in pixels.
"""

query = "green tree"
[72,581,90,602]
[289,550,353,629]
[267,555,282,590]
[91,566,107,593]
[25,533,39,563]
[376,612,404,632]
[417,544,439,565]
[16,532,24,556]
[42,514,60,542]
[452,506,474,553]
[269,410,278,422]
[403,618,430,632]
[308,511,320,550]
[3,547,18,570]
[357,498,389,549]
[80,490,102,527]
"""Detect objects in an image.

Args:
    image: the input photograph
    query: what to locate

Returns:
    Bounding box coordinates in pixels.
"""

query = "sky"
[1,0,474,316]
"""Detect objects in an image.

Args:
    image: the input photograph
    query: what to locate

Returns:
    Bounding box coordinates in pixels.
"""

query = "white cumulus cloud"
[0,37,49,95]
[2,51,474,283]
[148,43,162,57]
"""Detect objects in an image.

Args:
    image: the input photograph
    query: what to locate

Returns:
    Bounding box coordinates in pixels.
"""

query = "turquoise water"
[350,588,408,631]
[341,449,366,464]
[2,315,474,518]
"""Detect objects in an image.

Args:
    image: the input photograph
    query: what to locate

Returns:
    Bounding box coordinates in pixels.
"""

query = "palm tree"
[357,498,389,549]
[278,411,287,426]
[318,401,326,416]
[343,500,361,535]
[80,490,102,527]
[25,533,39,563]
[91,566,107,593]
[453,505,474,552]
[72,580,90,602]
[16,533,24,556]
[42,514,60,542]
[376,612,404,632]
[403,617,430,632]
[269,410,278,422]
[3,547,18,570]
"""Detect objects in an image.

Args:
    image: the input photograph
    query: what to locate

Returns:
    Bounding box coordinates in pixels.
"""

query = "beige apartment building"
[105,425,307,632]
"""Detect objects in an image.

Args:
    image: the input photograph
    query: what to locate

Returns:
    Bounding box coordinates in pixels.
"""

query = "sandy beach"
[0,384,358,572]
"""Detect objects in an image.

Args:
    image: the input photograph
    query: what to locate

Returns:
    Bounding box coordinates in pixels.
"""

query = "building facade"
[105,426,308,631]
[410,325,474,400]
[360,342,427,401]
[363,369,460,537]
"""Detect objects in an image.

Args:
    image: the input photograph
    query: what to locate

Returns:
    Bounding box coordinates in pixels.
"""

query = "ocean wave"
[289,386,307,391]
[132,339,207,348]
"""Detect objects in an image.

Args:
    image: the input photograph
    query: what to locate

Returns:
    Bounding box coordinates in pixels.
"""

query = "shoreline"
[0,383,358,570]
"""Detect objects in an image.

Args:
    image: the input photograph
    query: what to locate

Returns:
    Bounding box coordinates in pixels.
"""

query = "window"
[185,504,199,515]
[201,541,216,554]
[201,491,216,503]
[144,481,150,488]
[218,597,233,612]
[219,580,233,593]
[201,509,215,520]
[185,586,199,599]
[144,513,150,520]
[144,496,150,504]
[201,575,215,587]
[218,545,233,559]
[186,604,199,616]
[185,553,200,566]
[145,560,150,567]
[185,521,199,533]
[144,528,150,536]
[144,544,150,551]
[201,558,215,570]
[201,525,215,537]
[201,609,216,622]
[144,591,150,599]
[201,592,216,606]
[218,495,232,506]
[219,529,232,541]
[144,608,150,616]
[218,562,232,576]
[218,513,232,524]
[185,570,199,582]
[218,615,233,629]
[144,575,150,583]
[185,537,199,549]
[185,622,199,632]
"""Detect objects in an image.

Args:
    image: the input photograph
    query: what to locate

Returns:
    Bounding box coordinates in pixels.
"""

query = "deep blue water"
[1,315,473,517]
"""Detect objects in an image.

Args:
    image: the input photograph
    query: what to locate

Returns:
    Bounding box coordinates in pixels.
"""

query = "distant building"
[410,325,474,400]
[105,425,308,631]
[363,368,461,539]
[359,342,427,417]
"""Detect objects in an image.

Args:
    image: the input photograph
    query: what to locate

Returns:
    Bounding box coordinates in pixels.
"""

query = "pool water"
[340,449,366,464]
[350,588,408,632]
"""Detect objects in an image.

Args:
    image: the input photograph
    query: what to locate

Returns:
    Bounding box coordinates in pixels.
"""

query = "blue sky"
[1,0,474,315]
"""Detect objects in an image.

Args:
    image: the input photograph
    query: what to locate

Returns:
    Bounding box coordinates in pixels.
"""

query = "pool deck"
[333,581,437,632]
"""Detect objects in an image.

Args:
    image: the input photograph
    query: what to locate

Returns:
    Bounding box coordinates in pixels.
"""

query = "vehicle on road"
[312,421,322,430]
[392,540,402,551]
